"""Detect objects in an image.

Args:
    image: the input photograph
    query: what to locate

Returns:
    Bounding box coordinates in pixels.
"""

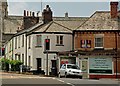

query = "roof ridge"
[53,21,72,31]
[75,11,97,30]
[44,21,53,32]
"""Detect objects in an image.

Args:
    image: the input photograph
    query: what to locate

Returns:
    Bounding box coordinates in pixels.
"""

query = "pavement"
[0,71,51,79]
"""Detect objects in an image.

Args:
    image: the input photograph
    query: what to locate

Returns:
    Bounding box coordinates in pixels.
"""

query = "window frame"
[56,35,64,46]
[36,35,42,47]
[28,36,31,49]
[94,35,104,49]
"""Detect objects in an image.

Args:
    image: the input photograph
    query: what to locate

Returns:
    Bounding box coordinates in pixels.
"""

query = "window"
[28,36,31,49]
[36,35,42,47]
[18,55,20,61]
[95,37,103,48]
[15,37,17,49]
[28,56,31,67]
[81,40,91,48]
[22,54,24,63]
[56,36,63,45]
[22,35,24,47]
[18,36,20,48]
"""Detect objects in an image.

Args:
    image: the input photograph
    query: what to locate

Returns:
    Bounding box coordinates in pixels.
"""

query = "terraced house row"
[2,1,120,79]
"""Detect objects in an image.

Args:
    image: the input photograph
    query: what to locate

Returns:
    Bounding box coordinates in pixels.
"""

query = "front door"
[37,58,41,73]
[79,58,88,78]
[51,60,57,75]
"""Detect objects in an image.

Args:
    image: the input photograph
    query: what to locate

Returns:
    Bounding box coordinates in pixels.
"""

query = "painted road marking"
[53,78,75,86]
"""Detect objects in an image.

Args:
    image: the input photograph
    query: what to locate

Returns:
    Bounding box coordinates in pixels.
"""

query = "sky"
[7,0,120,17]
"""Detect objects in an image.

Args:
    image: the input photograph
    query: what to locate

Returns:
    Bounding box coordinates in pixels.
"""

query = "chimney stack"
[110,2,118,18]
[65,12,68,18]
[42,5,53,24]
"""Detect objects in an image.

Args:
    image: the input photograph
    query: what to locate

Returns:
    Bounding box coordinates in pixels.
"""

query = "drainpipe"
[115,32,118,79]
[72,31,75,51]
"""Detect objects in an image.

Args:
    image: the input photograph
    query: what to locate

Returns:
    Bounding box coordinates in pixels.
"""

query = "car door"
[60,64,66,76]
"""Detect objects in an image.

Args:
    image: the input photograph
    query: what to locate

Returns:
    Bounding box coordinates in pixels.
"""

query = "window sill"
[56,44,64,46]
[94,47,104,50]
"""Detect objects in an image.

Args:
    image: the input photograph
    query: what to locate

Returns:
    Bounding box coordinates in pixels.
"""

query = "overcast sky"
[7,1,120,17]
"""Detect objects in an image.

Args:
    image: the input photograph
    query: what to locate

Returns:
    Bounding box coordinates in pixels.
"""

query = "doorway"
[51,60,57,76]
[79,58,88,78]
[36,58,41,73]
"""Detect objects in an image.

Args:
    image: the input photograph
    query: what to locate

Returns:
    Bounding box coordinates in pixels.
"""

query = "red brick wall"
[74,32,118,50]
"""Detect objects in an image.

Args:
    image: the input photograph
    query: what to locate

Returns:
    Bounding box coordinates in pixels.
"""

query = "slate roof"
[76,11,120,31]
[33,21,72,33]
[3,16,88,34]
[4,16,23,34]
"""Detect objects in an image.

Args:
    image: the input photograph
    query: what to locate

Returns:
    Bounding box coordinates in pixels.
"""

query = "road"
[1,72,120,86]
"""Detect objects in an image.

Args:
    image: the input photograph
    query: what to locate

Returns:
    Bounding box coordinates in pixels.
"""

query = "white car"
[58,64,83,79]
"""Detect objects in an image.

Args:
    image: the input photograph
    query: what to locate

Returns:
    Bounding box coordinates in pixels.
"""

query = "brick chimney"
[23,10,39,29]
[42,5,53,24]
[110,2,118,18]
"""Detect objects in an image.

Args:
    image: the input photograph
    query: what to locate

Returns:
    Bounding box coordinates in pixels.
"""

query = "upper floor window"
[56,36,63,45]
[28,36,31,49]
[95,34,104,49]
[22,35,24,47]
[81,40,91,48]
[36,35,42,47]
[18,36,20,48]
[15,37,17,49]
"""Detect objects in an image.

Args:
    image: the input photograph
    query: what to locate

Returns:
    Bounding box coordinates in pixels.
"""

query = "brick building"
[73,2,120,79]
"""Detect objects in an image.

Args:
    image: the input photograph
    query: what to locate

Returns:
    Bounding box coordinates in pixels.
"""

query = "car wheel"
[65,72,67,78]
[58,73,61,78]
[79,76,82,79]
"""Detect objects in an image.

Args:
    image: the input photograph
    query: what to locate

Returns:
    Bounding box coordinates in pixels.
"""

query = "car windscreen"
[67,65,80,69]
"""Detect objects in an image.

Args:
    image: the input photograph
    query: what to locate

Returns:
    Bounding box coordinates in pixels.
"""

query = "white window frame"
[56,35,63,45]
[94,34,104,49]
[36,35,42,47]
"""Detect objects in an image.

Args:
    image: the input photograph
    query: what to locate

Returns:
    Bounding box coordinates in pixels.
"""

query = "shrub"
[0,58,23,71]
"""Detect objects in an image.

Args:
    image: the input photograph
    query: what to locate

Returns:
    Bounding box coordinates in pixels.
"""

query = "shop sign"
[89,57,112,74]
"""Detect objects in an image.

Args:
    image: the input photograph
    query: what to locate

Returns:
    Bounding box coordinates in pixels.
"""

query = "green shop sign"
[89,57,112,74]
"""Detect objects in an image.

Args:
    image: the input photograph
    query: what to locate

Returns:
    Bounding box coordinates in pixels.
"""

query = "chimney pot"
[24,10,26,16]
[30,11,32,16]
[27,11,29,16]
[32,12,35,17]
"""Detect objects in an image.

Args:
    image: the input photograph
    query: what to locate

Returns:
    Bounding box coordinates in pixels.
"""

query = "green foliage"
[0,58,23,71]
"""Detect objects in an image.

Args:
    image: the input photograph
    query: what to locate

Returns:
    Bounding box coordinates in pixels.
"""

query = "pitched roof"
[4,16,23,34]
[30,21,73,33]
[76,11,120,31]
[54,17,88,30]
[3,16,88,34]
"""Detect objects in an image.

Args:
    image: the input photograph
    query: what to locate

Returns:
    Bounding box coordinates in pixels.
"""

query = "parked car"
[58,64,83,79]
